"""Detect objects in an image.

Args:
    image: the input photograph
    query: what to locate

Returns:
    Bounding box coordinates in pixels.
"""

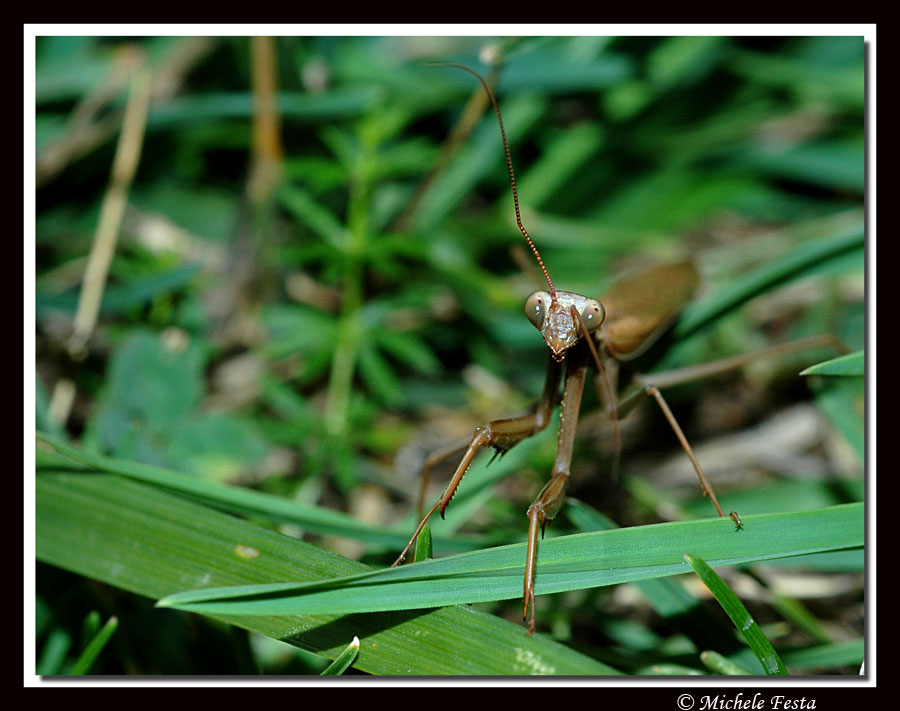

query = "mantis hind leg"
[617,335,847,522]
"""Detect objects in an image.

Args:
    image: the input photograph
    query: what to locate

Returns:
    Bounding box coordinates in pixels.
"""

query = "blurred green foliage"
[34,35,865,675]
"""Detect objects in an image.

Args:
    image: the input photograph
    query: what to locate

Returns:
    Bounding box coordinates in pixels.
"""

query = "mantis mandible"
[393,63,831,635]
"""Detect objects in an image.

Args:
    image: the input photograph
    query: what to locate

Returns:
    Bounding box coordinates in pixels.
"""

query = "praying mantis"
[393,62,842,635]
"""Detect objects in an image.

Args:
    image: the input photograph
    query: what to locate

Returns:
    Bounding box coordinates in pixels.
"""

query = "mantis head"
[436,63,607,362]
[525,290,605,361]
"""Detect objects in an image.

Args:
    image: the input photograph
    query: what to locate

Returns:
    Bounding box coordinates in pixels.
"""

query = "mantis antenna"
[431,62,557,301]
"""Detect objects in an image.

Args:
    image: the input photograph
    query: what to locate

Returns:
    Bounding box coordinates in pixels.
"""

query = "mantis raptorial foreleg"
[413,355,564,519]
[523,339,588,634]
[393,354,564,569]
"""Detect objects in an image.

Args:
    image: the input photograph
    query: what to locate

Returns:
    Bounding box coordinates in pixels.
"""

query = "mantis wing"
[600,261,700,360]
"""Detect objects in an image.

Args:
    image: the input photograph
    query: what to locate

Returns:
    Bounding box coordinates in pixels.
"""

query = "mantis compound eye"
[524,291,551,330]
[579,298,606,332]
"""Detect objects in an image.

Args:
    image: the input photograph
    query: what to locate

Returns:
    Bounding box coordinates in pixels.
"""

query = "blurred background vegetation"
[34,35,865,675]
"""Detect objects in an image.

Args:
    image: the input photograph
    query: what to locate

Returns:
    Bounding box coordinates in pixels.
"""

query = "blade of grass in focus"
[685,554,788,675]
[36,469,619,675]
[158,504,863,618]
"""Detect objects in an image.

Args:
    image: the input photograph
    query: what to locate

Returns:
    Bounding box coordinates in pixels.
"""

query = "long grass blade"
[685,554,788,675]
[320,636,359,675]
[674,220,863,342]
[36,432,468,551]
[68,616,119,675]
[158,504,863,617]
[800,350,865,376]
[36,471,618,675]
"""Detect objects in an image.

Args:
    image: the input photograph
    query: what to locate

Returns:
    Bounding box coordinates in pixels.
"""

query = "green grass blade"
[800,350,865,376]
[642,663,705,676]
[36,628,70,675]
[36,432,476,552]
[320,636,359,675]
[810,378,865,463]
[68,615,119,675]
[413,523,433,563]
[565,499,738,652]
[700,650,754,675]
[36,471,617,675]
[412,94,546,233]
[779,639,864,671]
[685,554,788,675]
[158,504,863,617]
[36,263,202,319]
[145,89,381,128]
[770,594,832,645]
[674,220,863,341]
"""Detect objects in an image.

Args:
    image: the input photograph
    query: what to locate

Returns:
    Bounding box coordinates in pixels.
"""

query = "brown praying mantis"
[392,62,840,635]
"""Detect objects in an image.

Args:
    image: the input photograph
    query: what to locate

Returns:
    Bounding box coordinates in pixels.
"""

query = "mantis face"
[525,290,605,361]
